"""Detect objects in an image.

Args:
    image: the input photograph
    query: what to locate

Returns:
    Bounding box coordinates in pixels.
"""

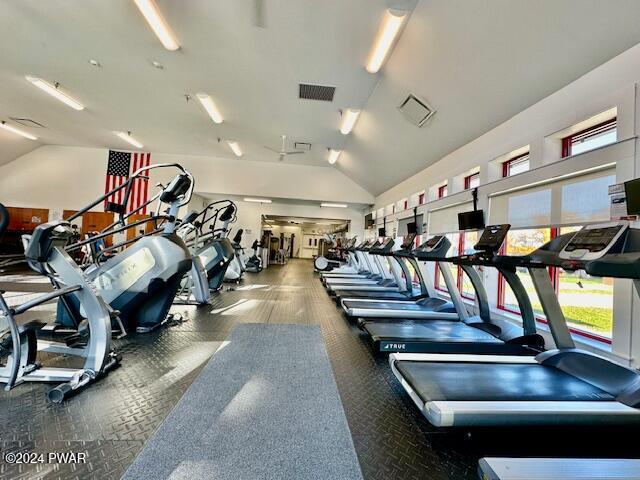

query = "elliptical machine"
[55,163,195,333]
[224,229,246,282]
[245,238,264,273]
[0,203,120,403]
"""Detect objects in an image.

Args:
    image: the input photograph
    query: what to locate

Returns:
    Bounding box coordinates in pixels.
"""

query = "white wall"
[367,42,640,366]
[0,145,374,213]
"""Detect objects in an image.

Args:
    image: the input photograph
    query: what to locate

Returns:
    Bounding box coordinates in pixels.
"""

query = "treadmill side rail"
[478,457,640,480]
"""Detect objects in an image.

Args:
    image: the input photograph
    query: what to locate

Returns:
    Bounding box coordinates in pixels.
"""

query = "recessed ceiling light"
[340,109,361,135]
[328,149,341,164]
[366,9,407,74]
[0,121,37,140]
[133,0,180,51]
[114,131,144,148]
[196,93,223,124]
[227,141,243,157]
[151,60,164,69]
[25,75,85,111]
[88,59,102,67]
[244,198,272,204]
[321,203,348,208]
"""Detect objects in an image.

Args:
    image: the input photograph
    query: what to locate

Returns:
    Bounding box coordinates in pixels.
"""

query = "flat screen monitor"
[624,178,640,216]
[458,210,485,231]
[378,227,386,237]
[365,213,374,229]
[406,222,417,235]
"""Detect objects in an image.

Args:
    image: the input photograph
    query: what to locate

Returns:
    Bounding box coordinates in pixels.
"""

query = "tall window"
[434,232,460,292]
[502,153,530,177]
[437,184,448,198]
[418,192,425,205]
[561,118,617,158]
[464,172,480,190]
[434,231,478,300]
[497,226,614,343]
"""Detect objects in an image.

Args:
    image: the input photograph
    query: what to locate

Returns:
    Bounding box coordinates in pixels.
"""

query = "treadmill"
[323,240,386,286]
[340,237,459,320]
[319,239,364,279]
[332,233,426,301]
[360,227,544,354]
[389,221,640,428]
[327,237,402,294]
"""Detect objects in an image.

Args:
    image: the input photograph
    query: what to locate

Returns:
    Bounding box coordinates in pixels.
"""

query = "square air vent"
[294,142,312,151]
[9,117,46,128]
[299,83,335,102]
[398,94,435,127]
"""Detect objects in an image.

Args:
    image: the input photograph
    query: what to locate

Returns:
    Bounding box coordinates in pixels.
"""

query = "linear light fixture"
[227,141,243,157]
[25,76,85,111]
[196,93,223,124]
[321,203,347,208]
[328,149,341,165]
[133,0,180,51]
[340,109,361,135]
[0,121,38,140]
[244,198,272,204]
[366,9,407,74]
[114,131,144,148]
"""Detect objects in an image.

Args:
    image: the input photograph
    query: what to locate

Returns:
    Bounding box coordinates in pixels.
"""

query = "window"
[403,199,408,210]
[497,226,614,343]
[418,193,425,205]
[437,184,448,198]
[434,233,460,292]
[464,172,480,190]
[433,231,478,300]
[561,118,617,158]
[460,231,479,299]
[502,153,530,177]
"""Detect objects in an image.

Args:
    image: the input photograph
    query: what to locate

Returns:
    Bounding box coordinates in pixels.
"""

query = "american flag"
[104,150,151,214]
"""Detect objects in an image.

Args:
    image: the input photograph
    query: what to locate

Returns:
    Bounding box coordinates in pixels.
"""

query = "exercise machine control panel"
[474,224,510,254]
[416,235,444,252]
[400,233,417,250]
[560,222,628,261]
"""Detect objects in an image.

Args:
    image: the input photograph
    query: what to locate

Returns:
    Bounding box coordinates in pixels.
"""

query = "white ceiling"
[1,1,640,196]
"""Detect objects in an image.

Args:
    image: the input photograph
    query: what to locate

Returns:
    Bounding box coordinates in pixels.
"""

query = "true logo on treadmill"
[384,343,406,350]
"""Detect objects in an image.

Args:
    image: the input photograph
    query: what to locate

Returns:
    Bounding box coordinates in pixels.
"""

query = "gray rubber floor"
[122,323,364,480]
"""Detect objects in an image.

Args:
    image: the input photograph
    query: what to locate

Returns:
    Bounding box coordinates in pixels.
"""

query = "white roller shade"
[489,167,615,228]
[428,202,473,234]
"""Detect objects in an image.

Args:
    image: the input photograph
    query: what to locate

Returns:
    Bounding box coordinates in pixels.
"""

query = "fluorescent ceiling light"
[227,141,243,157]
[321,203,347,208]
[244,198,272,204]
[0,121,37,140]
[366,9,407,74]
[328,149,341,165]
[114,131,144,148]
[340,109,361,135]
[133,0,180,51]
[196,93,223,124]
[25,76,85,111]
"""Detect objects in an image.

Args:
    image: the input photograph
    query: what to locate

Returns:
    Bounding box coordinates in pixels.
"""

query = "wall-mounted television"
[458,210,485,231]
[378,227,386,237]
[406,222,417,234]
[624,178,640,216]
[364,213,374,229]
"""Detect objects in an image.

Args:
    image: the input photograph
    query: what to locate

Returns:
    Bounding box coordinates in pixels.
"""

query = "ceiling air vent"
[299,83,335,102]
[9,117,46,128]
[294,142,312,151]
[398,94,435,127]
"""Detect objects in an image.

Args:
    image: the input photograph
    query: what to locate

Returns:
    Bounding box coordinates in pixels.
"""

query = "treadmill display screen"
[418,235,443,251]
[380,238,395,249]
[474,224,510,253]
[401,233,416,249]
[564,225,624,253]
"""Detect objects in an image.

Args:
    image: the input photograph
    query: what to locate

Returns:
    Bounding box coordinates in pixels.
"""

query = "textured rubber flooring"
[0,260,476,480]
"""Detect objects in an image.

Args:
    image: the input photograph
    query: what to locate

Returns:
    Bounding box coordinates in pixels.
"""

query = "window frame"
[561,118,617,158]
[464,172,480,190]
[418,192,425,205]
[437,184,448,199]
[496,226,613,345]
[502,152,530,178]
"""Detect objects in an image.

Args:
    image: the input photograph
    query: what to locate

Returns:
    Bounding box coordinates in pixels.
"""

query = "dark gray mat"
[122,323,363,480]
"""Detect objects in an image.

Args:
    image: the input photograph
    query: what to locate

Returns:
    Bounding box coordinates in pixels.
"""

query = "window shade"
[489,168,615,228]
[428,202,473,234]
[398,214,424,236]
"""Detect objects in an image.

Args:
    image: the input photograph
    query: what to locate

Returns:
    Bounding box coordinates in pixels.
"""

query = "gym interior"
[1,2,640,479]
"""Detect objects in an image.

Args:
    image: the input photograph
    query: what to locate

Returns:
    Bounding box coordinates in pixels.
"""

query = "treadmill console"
[400,233,417,250]
[474,224,510,254]
[417,235,444,252]
[559,222,628,261]
[379,238,395,250]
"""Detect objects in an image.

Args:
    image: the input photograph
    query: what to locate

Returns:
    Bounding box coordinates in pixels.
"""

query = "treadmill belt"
[396,361,615,403]
[343,300,427,311]
[364,321,502,343]
[335,291,410,300]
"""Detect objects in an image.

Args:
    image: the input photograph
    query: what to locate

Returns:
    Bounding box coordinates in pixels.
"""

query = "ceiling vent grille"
[398,94,435,127]
[294,142,312,151]
[9,117,46,128]
[299,83,335,102]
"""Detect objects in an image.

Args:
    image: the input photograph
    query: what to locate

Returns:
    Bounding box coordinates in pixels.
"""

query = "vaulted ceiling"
[2,0,640,196]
